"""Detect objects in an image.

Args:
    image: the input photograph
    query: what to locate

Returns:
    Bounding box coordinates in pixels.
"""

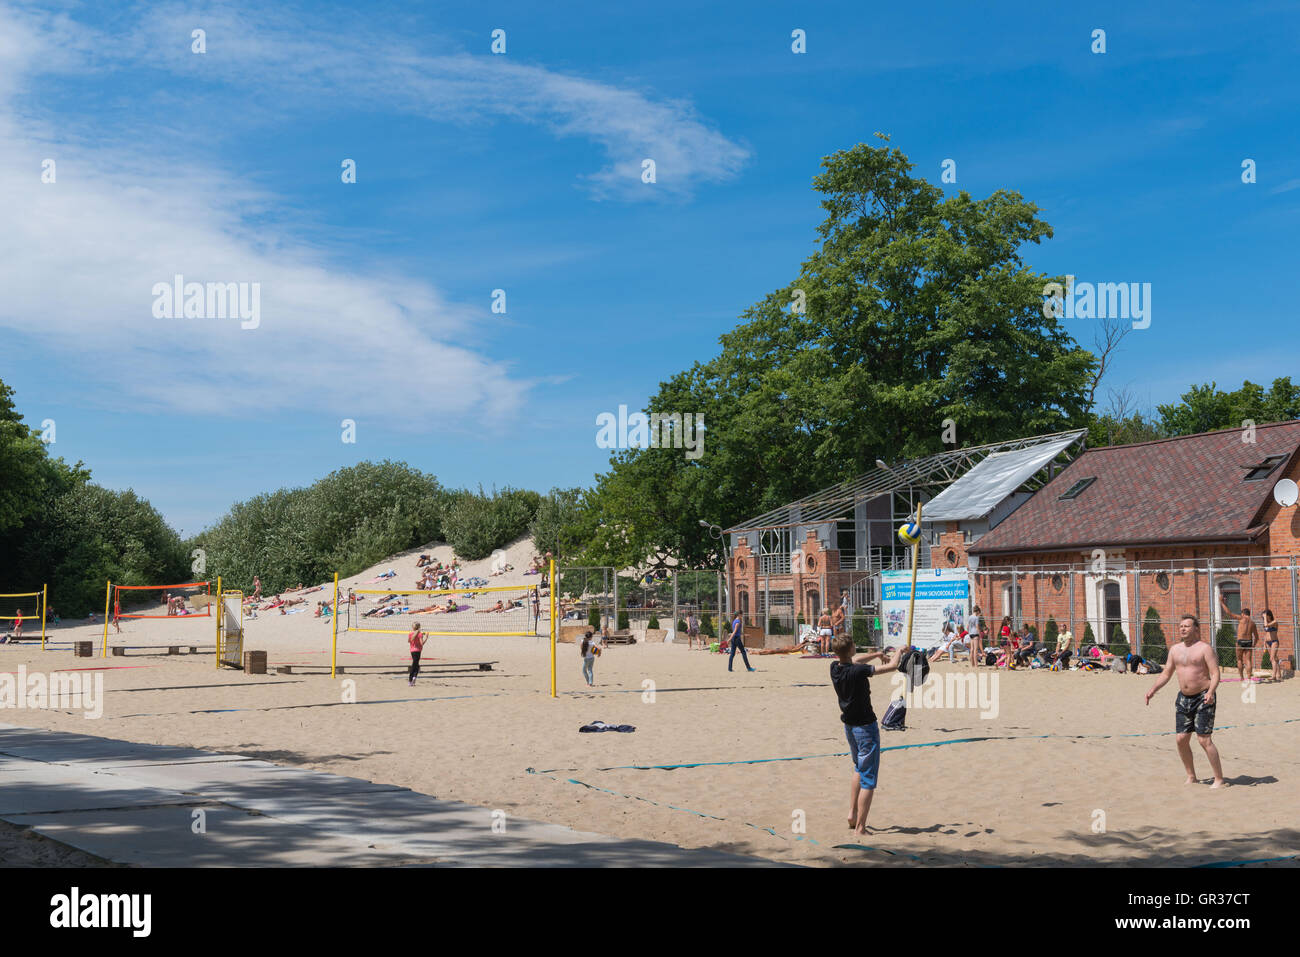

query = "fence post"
[1291,556,1298,675]
[1133,562,1142,657]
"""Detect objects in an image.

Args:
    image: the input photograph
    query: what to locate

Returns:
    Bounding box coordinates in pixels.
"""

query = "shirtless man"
[1219,597,1258,682]
[831,598,847,642]
[1145,614,1224,787]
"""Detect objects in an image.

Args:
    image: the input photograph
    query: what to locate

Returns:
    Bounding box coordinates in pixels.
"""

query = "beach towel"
[579,721,636,733]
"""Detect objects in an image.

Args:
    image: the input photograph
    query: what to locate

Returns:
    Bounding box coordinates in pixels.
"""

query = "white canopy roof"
[922,434,1080,522]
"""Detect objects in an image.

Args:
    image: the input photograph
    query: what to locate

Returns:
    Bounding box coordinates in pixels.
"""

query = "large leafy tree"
[586,137,1096,567]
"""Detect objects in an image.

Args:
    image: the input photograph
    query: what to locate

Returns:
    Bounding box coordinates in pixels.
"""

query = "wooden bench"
[603,630,636,645]
[276,661,498,676]
[109,645,213,656]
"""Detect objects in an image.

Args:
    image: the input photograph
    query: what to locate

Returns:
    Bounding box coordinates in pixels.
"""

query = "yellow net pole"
[215,577,222,670]
[550,559,557,698]
[41,584,47,651]
[101,580,111,657]
[331,572,339,679]
[904,502,924,649]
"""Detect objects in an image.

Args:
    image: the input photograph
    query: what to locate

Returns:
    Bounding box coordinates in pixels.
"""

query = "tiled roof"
[968,421,1300,555]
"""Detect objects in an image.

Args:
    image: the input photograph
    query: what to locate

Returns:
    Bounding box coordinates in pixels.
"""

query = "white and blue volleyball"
[897,521,921,546]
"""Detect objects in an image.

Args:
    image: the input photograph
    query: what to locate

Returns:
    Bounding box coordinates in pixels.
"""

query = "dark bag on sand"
[880,697,906,731]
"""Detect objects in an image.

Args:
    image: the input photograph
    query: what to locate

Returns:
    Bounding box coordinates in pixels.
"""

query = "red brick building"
[966,422,1300,669]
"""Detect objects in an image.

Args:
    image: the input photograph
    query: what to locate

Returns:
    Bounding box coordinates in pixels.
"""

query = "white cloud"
[0,2,748,424]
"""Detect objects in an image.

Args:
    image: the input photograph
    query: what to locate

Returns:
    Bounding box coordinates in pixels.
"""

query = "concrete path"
[0,723,779,867]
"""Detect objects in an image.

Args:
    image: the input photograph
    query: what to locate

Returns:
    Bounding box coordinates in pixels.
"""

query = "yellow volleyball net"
[342,583,542,637]
[0,585,47,649]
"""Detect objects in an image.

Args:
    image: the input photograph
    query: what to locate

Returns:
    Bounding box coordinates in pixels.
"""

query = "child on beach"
[580,630,600,686]
[831,635,908,834]
[408,622,428,686]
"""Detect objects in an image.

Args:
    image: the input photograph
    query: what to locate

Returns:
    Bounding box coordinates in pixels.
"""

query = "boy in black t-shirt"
[830,634,907,834]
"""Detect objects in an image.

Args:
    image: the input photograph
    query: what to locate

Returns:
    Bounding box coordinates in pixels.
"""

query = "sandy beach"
[4,541,1298,867]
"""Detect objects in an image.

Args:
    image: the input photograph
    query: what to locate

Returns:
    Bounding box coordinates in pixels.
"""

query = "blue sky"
[2,0,1298,534]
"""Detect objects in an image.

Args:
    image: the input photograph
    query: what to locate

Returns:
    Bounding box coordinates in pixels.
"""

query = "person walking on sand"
[251,576,263,601]
[580,630,599,686]
[1219,597,1259,682]
[113,595,121,634]
[1145,614,1225,788]
[727,614,755,672]
[407,622,428,686]
[686,610,700,649]
[831,635,907,834]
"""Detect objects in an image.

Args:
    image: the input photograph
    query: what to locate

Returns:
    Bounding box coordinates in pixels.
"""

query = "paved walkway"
[0,723,778,867]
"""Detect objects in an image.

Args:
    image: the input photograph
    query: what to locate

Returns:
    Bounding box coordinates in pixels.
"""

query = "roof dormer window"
[1058,477,1096,500]
[1243,455,1286,482]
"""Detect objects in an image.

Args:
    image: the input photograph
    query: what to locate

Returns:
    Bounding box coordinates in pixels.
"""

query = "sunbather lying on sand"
[475,601,508,614]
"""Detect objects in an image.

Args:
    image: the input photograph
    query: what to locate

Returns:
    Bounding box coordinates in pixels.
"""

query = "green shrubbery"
[441,487,541,561]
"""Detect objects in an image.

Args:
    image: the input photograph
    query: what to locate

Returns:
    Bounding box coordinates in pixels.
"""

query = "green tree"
[587,137,1096,568]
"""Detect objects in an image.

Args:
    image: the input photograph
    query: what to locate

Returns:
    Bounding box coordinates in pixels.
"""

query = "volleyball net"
[112,581,213,619]
[343,583,541,636]
[0,585,47,647]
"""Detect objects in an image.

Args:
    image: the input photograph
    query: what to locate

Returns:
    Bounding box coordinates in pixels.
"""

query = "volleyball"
[898,521,921,545]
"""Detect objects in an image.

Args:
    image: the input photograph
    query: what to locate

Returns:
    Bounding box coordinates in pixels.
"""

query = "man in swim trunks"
[1219,597,1259,682]
[1145,614,1224,787]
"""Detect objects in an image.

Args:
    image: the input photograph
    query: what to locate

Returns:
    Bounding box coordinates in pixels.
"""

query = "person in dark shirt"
[830,634,907,834]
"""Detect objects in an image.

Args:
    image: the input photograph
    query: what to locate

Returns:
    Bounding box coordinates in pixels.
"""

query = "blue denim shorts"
[845,722,881,789]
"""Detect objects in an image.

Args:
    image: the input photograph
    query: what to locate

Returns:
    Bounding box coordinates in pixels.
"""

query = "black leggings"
[409,651,421,680]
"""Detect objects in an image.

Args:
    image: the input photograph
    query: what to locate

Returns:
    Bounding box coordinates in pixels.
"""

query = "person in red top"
[113,596,122,633]
[407,623,428,686]
[14,609,23,640]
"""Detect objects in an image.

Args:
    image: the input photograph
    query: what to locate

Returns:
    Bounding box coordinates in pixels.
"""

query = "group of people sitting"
[926,612,1161,674]
[415,557,461,591]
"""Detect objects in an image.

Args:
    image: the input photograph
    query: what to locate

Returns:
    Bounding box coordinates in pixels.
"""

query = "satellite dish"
[1274,478,1299,508]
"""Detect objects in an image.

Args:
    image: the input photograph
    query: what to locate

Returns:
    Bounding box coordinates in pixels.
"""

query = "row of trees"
[0,381,189,617]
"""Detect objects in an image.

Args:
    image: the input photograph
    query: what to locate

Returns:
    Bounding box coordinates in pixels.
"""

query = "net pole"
[215,577,222,670]
[549,559,557,698]
[331,572,339,679]
[904,502,923,649]
[41,583,47,651]
[101,580,111,658]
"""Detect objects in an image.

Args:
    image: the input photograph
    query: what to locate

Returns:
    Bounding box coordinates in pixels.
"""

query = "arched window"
[1101,581,1122,645]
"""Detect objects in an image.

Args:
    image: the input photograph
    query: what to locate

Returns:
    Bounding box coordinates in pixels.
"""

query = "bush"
[647,615,659,630]
[1110,624,1128,653]
[588,606,601,629]
[768,616,790,635]
[1142,607,1165,652]
[441,486,541,561]
[618,608,629,630]
[1214,622,1237,667]
[701,615,715,638]
[1043,617,1059,645]
[851,613,870,645]
[1082,622,1095,646]
[677,618,688,633]
[194,461,446,594]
